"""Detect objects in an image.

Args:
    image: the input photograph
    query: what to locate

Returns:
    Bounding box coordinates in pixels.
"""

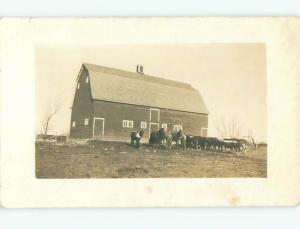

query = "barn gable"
[83,63,209,114]
[70,65,94,138]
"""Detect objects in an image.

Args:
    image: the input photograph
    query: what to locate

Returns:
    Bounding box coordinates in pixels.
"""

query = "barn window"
[84,118,89,125]
[77,83,80,89]
[122,120,133,128]
[161,123,168,130]
[72,121,76,127]
[173,125,182,132]
[86,77,89,83]
[141,122,147,129]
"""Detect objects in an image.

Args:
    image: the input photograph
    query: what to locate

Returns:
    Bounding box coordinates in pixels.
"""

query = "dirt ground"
[35,141,267,178]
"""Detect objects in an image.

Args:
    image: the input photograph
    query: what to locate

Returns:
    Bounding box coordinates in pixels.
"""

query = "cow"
[221,139,246,153]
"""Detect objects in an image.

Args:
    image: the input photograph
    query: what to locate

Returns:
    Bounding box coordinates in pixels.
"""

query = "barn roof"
[83,63,209,114]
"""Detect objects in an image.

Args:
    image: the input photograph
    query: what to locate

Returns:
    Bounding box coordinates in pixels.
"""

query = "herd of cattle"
[131,128,247,153]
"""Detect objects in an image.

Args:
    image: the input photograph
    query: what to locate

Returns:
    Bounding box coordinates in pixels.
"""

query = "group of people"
[149,128,187,149]
[131,128,187,149]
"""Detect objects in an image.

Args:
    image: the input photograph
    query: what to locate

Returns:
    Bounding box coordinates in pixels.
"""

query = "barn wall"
[93,100,208,142]
[93,100,149,142]
[160,109,208,136]
[69,66,94,138]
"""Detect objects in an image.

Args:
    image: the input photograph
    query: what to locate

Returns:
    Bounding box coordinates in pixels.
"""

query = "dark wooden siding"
[69,66,94,138]
[92,100,208,142]
[93,100,149,141]
[160,109,208,136]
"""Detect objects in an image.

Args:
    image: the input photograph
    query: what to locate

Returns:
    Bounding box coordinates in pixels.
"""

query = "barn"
[69,63,209,142]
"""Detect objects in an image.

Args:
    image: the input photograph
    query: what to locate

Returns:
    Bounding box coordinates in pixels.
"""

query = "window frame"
[84,118,89,126]
[161,123,168,130]
[72,121,76,127]
[141,121,147,129]
[173,125,183,132]
[122,120,134,128]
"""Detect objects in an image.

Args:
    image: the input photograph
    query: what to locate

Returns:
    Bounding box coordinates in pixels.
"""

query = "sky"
[36,44,266,142]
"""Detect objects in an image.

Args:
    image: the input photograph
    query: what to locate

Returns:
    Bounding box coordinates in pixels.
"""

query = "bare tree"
[228,115,241,138]
[213,114,243,139]
[41,94,65,136]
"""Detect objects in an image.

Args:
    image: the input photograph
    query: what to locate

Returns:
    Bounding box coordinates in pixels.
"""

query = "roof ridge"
[83,63,194,90]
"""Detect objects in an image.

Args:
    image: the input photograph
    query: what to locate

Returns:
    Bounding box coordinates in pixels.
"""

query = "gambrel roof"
[83,63,209,114]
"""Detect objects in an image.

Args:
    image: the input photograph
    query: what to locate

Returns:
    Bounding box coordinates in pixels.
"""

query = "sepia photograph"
[0,2,299,225]
[35,44,267,178]
[1,17,299,207]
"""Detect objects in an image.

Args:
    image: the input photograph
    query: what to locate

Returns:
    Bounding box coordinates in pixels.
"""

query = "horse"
[131,130,144,148]
[149,130,160,146]
[149,128,172,149]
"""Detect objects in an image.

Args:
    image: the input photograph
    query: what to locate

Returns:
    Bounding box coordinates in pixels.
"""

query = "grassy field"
[35,141,267,178]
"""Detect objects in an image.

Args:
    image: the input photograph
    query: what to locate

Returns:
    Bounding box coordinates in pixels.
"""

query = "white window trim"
[141,121,147,129]
[161,123,168,130]
[173,125,183,132]
[122,120,134,128]
[149,108,160,122]
[72,121,76,127]
[84,118,89,126]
